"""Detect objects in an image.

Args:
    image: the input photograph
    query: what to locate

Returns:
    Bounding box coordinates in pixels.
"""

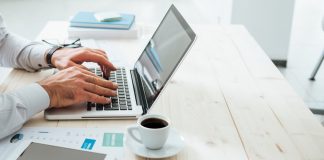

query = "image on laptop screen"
[134,5,196,108]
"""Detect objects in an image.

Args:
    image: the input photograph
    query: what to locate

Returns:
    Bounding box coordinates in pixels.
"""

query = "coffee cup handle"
[127,126,143,144]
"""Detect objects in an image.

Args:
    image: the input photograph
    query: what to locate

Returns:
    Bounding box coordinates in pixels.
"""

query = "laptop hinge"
[130,69,148,115]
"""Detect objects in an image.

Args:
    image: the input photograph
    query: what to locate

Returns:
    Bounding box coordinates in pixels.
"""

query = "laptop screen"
[134,5,196,109]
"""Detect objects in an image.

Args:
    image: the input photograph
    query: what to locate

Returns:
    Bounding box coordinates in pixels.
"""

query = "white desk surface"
[1,21,324,160]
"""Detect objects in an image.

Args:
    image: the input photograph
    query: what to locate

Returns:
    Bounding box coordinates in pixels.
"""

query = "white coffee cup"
[127,114,170,150]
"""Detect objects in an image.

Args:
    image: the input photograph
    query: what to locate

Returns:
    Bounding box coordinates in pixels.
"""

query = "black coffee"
[141,118,168,129]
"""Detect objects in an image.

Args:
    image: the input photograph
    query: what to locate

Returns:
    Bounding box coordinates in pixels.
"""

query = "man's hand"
[38,66,118,108]
[51,47,116,78]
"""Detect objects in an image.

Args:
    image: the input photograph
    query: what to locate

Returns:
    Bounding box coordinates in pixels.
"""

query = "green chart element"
[102,133,124,147]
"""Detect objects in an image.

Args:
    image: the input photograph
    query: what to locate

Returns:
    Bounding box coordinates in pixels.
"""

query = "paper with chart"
[0,127,126,160]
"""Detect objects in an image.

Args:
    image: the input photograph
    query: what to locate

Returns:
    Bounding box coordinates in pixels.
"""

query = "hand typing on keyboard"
[50,47,116,78]
[38,66,118,108]
[37,47,119,108]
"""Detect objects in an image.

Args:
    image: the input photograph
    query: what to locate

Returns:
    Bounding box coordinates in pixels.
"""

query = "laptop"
[45,5,196,120]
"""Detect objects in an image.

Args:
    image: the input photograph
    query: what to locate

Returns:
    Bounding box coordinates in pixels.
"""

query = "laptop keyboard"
[86,67,132,111]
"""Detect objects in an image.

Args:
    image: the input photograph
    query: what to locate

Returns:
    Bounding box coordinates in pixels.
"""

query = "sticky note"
[102,133,124,147]
[81,138,96,150]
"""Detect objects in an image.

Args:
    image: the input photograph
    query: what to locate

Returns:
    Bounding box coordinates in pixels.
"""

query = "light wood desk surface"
[1,22,324,160]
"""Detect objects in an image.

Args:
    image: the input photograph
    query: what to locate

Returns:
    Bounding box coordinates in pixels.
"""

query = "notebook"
[67,25,139,39]
[70,12,135,29]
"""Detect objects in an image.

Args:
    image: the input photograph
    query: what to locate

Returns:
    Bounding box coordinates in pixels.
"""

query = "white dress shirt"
[0,15,51,139]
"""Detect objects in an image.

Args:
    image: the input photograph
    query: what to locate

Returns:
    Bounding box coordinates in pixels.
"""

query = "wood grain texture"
[1,22,323,159]
[223,26,324,159]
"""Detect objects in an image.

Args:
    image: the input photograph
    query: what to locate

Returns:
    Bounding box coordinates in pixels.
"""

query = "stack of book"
[68,11,138,39]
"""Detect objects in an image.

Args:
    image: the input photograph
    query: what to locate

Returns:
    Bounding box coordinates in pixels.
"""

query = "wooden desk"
[1,22,324,160]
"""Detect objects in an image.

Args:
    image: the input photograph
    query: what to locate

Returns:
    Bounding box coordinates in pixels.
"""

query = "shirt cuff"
[10,83,50,118]
[28,44,51,70]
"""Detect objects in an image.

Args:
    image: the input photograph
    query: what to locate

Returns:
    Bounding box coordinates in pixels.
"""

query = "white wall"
[231,0,295,62]
[0,0,233,40]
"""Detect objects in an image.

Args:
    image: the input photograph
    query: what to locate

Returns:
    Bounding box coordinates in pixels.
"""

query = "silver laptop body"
[45,5,196,120]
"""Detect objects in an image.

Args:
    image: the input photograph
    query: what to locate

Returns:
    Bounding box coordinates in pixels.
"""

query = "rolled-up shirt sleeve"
[0,15,51,139]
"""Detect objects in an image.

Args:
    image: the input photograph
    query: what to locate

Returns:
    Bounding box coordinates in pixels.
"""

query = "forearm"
[0,31,50,71]
[0,83,50,139]
[0,16,50,72]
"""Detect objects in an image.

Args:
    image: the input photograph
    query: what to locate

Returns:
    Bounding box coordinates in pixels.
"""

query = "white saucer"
[125,128,185,159]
